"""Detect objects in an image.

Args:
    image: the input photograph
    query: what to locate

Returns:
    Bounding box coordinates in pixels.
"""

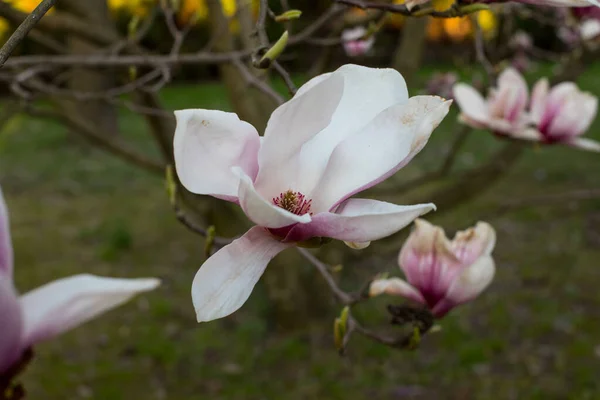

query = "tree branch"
[0,0,57,67]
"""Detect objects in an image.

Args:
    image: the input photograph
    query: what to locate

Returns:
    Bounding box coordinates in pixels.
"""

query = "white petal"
[174,109,260,201]
[548,91,598,138]
[254,73,345,198]
[369,277,426,304]
[0,277,24,374]
[295,65,410,196]
[192,227,291,322]
[530,78,549,125]
[285,199,435,243]
[432,255,495,316]
[310,96,451,212]
[20,275,160,347]
[0,186,13,277]
[453,83,489,126]
[569,137,600,152]
[236,168,311,229]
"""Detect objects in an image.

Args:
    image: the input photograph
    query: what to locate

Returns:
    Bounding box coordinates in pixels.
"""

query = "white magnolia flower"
[174,64,452,322]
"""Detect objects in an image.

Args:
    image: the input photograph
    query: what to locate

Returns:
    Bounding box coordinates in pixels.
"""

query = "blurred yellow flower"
[4,0,47,13]
[431,0,454,12]
[476,10,497,39]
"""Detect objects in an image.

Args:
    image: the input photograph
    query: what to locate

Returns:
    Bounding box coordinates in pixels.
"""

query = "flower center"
[272,190,312,216]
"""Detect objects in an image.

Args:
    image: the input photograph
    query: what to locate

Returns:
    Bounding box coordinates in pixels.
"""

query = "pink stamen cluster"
[272,190,312,216]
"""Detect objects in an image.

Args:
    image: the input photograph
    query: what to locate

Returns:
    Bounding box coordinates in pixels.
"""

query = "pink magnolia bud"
[370,219,496,318]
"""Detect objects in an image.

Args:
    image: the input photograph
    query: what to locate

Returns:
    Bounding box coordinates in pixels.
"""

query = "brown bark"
[205,0,276,132]
[392,17,428,85]
[65,0,119,136]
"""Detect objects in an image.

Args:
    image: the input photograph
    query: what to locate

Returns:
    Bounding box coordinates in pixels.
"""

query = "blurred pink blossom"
[370,219,496,318]
[527,79,600,151]
[453,67,532,138]
[341,27,375,57]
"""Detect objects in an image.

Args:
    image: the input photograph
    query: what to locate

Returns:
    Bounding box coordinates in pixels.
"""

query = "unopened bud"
[275,10,302,23]
[257,31,289,69]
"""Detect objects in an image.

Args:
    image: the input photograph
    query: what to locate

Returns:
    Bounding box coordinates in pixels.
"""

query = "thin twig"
[272,60,297,96]
[0,0,56,67]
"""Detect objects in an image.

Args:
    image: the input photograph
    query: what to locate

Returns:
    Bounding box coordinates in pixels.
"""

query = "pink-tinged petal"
[236,168,311,229]
[398,219,460,306]
[450,221,496,266]
[547,91,598,138]
[0,277,24,374]
[310,96,451,212]
[530,78,549,125]
[539,82,578,132]
[431,255,495,317]
[174,109,260,202]
[568,137,600,152]
[0,187,13,277]
[254,73,345,198]
[20,275,160,347]
[294,65,410,196]
[453,83,489,127]
[192,227,291,322]
[284,199,435,243]
[369,277,426,304]
[496,68,528,123]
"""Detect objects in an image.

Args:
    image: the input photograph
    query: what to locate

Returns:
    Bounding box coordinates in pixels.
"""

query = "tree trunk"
[392,18,428,86]
[65,0,119,136]
[205,0,276,132]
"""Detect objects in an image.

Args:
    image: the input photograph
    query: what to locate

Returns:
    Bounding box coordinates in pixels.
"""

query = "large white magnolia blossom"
[0,187,160,375]
[174,64,452,322]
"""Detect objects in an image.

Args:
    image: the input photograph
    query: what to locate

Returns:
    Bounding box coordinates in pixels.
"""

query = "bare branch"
[0,0,56,67]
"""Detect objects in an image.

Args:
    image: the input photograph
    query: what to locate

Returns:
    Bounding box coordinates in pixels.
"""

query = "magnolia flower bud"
[370,219,496,318]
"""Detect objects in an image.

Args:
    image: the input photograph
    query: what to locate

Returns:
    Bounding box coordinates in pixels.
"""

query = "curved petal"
[236,168,311,229]
[496,68,528,123]
[450,221,496,266]
[530,78,549,125]
[192,227,291,322]
[310,96,451,212]
[254,73,345,198]
[548,92,598,138]
[431,255,495,317]
[369,277,426,304]
[0,277,24,374]
[568,137,600,152]
[283,199,435,243]
[20,275,160,347]
[0,186,13,277]
[174,109,260,202]
[453,83,489,126]
[293,65,410,196]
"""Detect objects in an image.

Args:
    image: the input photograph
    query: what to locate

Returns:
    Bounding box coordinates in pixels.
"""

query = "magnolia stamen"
[273,190,312,216]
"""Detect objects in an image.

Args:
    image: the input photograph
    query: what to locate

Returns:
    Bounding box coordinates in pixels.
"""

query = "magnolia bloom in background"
[370,219,496,318]
[527,79,600,151]
[341,27,375,57]
[519,0,600,7]
[174,64,452,322]
[0,188,160,375]
[453,67,530,137]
